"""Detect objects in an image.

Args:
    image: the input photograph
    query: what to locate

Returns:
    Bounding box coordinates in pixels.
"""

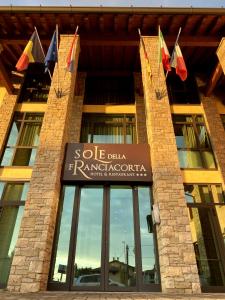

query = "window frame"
[0,181,29,288]
[173,114,216,169]
[0,112,44,167]
[80,113,136,144]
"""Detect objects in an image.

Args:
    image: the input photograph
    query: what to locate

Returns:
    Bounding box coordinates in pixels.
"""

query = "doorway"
[49,185,160,291]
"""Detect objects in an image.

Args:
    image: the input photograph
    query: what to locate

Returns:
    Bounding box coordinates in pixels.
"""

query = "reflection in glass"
[0,113,43,167]
[189,207,225,287]
[138,187,159,284]
[0,206,24,286]
[109,186,136,287]
[173,114,216,169]
[51,186,75,283]
[178,150,203,168]
[1,183,24,202]
[80,114,136,144]
[7,122,20,146]
[73,187,103,287]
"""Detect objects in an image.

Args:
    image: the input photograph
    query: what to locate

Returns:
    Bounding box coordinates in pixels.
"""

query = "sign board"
[62,143,152,182]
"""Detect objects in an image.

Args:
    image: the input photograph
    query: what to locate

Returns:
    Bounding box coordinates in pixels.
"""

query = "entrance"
[49,185,160,291]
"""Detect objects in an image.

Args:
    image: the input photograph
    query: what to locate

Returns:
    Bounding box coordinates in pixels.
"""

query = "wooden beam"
[205,62,223,96]
[0,35,220,47]
[0,57,13,94]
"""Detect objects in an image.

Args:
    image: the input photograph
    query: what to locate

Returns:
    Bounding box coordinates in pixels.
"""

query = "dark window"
[0,182,29,288]
[84,76,135,105]
[18,64,50,103]
[173,114,216,169]
[80,114,136,144]
[0,112,44,166]
[167,73,200,104]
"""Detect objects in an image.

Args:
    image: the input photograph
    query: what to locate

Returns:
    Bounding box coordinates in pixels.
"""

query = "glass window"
[0,113,43,167]
[184,184,225,289]
[84,76,135,105]
[138,187,159,285]
[80,114,136,144]
[173,115,216,169]
[50,186,76,283]
[0,182,29,287]
[18,64,50,103]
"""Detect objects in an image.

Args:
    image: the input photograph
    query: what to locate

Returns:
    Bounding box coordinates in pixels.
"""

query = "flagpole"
[34,26,53,82]
[138,28,152,85]
[157,25,161,92]
[165,27,182,79]
[56,24,61,97]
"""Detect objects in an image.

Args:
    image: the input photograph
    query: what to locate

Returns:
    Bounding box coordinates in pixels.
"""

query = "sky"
[0,0,225,7]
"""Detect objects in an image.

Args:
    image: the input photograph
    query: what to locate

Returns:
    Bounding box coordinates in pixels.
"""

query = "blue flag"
[44,30,58,72]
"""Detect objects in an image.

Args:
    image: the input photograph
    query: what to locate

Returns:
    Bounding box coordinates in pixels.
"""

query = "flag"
[159,27,171,71]
[171,43,187,81]
[66,32,77,72]
[44,30,58,72]
[16,31,44,71]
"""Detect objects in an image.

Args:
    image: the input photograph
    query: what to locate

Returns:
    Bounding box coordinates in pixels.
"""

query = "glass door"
[49,185,160,292]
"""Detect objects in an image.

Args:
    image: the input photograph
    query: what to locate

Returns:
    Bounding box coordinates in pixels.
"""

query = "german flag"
[16,31,44,71]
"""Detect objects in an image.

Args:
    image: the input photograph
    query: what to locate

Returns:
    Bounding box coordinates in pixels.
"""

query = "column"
[7,35,80,292]
[200,92,225,187]
[140,36,201,294]
[69,72,86,143]
[0,77,22,155]
[134,72,148,144]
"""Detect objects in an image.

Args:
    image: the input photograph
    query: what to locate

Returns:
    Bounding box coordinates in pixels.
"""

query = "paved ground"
[1,291,225,300]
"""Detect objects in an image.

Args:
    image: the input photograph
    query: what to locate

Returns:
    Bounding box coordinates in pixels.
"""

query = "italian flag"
[171,43,187,81]
[159,28,171,71]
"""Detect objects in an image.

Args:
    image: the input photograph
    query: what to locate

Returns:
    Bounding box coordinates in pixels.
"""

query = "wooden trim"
[181,170,222,184]
[15,103,47,112]
[170,105,204,114]
[0,166,32,181]
[83,105,136,114]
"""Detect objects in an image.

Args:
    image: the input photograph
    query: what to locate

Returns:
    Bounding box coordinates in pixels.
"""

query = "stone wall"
[134,73,148,144]
[69,72,86,143]
[200,92,225,188]
[0,78,22,156]
[7,35,80,293]
[139,36,201,294]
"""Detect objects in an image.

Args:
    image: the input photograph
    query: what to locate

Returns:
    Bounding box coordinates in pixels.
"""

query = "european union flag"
[44,30,58,72]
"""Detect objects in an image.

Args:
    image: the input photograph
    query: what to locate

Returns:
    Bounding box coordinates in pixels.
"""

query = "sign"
[62,143,152,182]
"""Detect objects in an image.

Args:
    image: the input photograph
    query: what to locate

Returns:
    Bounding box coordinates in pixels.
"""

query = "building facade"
[0,6,225,296]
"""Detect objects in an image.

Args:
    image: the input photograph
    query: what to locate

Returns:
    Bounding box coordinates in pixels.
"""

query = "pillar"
[140,36,201,294]
[7,35,80,292]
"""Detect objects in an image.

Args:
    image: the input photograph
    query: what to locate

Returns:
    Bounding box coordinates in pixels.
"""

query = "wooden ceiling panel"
[158,15,173,34]
[0,10,223,77]
[182,15,203,35]
[197,15,218,35]
[113,46,124,70]
[210,15,225,35]
[123,46,137,71]
[128,14,143,33]
[169,15,187,35]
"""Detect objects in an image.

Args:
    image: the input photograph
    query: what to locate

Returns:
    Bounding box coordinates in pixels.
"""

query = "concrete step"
[1,291,225,300]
